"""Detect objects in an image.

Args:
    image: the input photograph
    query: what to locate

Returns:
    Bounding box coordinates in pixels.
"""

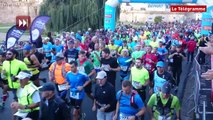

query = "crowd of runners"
[0,20,211,120]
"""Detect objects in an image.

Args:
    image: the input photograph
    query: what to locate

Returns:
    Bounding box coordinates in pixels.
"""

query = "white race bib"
[68,58,75,63]
[120,66,128,71]
[77,66,85,73]
[132,81,142,89]
[158,116,171,120]
[58,84,67,91]
[101,64,110,71]
[145,64,152,70]
[70,91,80,99]
[169,58,173,63]
[14,110,29,118]
[119,113,129,120]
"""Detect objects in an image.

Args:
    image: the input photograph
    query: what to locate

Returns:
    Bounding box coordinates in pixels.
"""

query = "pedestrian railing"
[194,50,213,120]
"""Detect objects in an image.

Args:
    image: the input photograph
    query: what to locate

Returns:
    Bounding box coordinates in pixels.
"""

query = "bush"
[154,16,162,23]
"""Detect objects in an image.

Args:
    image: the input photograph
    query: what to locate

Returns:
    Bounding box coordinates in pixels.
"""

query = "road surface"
[0,61,191,120]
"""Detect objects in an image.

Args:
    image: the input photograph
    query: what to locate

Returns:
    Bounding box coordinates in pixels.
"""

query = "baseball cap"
[39,82,55,92]
[16,71,32,80]
[96,71,107,79]
[156,61,164,67]
[23,44,32,51]
[56,52,64,61]
[67,40,74,44]
[121,48,129,53]
[161,82,171,94]
[176,44,182,48]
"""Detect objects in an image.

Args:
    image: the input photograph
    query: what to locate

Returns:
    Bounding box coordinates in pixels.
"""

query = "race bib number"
[68,58,75,63]
[58,83,67,91]
[120,66,128,71]
[169,58,173,63]
[145,64,152,70]
[70,91,80,99]
[77,66,85,73]
[132,81,142,89]
[158,115,171,120]
[119,113,129,120]
[101,64,110,71]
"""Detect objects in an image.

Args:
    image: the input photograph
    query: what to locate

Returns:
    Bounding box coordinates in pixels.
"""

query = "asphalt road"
[0,61,190,120]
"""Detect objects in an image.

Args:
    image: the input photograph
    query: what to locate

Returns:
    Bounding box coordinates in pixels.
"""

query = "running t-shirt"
[66,71,89,100]
[116,90,144,115]
[131,51,146,60]
[147,93,180,119]
[131,66,149,86]
[42,42,53,57]
[64,48,79,63]
[101,57,118,86]
[141,53,158,73]
[90,51,101,68]
[117,57,132,76]
[77,59,94,75]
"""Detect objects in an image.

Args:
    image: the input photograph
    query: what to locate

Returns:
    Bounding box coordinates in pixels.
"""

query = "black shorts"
[30,73,40,81]
[70,98,82,109]
[84,82,92,94]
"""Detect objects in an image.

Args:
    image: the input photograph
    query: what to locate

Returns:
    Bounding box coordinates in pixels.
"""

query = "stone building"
[0,0,43,23]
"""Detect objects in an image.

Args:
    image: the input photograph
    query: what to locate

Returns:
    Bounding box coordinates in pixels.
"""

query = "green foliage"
[39,0,119,32]
[154,16,162,23]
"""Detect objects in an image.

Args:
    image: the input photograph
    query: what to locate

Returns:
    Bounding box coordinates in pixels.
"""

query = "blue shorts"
[120,74,130,81]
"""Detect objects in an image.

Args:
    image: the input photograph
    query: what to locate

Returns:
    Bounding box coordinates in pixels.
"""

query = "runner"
[77,50,95,100]
[49,52,71,98]
[100,48,120,86]
[130,58,149,102]
[2,49,28,101]
[23,44,41,87]
[64,41,79,63]
[117,49,132,82]
[66,61,91,120]
[113,80,146,120]
[93,71,116,120]
[147,82,180,120]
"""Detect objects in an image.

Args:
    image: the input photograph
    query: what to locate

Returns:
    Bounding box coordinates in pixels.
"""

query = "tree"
[39,0,120,32]
[154,16,163,23]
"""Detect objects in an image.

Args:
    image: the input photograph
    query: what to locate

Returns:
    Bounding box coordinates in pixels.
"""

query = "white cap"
[96,71,107,79]
[16,71,32,80]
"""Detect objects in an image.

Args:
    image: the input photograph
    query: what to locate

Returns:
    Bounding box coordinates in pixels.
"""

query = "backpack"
[154,94,174,116]
[118,90,138,109]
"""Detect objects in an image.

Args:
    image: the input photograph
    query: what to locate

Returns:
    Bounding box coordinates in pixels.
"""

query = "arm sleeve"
[147,94,156,108]
[65,64,71,72]
[145,70,150,80]
[20,62,28,70]
[49,63,53,72]
[32,91,41,103]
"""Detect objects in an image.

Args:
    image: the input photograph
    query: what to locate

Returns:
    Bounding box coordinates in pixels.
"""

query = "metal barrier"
[194,49,213,120]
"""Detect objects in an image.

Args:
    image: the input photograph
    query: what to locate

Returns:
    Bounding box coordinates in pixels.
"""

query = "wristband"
[25,105,29,109]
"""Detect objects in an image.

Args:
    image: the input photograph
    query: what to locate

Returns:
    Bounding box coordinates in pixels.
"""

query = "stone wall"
[0,0,40,23]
